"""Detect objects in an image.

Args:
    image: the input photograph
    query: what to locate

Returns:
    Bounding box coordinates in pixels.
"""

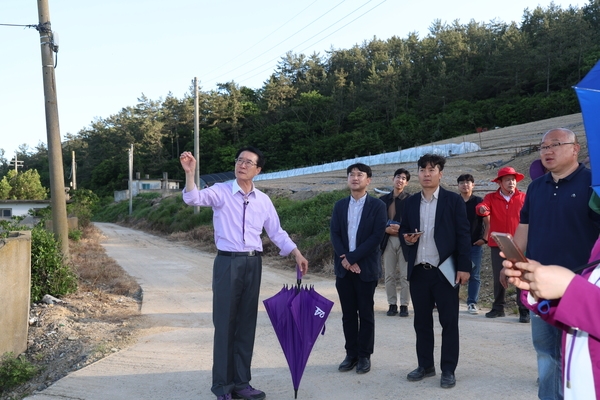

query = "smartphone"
[490,232,527,263]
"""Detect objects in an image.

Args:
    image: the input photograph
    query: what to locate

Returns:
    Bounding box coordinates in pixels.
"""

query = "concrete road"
[28,222,538,399]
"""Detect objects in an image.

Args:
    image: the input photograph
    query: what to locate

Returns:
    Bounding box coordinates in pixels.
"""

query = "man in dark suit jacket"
[330,163,387,375]
[400,154,471,389]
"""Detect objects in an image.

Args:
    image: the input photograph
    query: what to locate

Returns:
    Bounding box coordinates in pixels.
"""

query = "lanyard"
[242,193,249,243]
[537,258,600,314]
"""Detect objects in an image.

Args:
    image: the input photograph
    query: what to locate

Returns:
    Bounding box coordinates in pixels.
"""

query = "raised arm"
[179,151,197,192]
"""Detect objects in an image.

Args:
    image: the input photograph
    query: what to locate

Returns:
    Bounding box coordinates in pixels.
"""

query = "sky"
[0,0,586,161]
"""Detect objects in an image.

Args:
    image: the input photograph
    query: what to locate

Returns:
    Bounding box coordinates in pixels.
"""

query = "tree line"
[1,1,600,198]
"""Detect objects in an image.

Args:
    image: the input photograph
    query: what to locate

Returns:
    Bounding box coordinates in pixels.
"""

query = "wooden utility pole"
[194,77,200,214]
[37,0,69,258]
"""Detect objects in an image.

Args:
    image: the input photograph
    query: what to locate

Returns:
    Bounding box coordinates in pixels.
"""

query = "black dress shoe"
[356,357,371,374]
[440,371,456,388]
[338,355,358,372]
[386,304,398,316]
[407,366,436,381]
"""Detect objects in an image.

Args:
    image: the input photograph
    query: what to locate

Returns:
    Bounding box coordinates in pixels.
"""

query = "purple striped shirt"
[182,180,297,256]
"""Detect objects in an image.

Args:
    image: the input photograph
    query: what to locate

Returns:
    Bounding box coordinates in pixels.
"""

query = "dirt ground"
[2,113,586,399]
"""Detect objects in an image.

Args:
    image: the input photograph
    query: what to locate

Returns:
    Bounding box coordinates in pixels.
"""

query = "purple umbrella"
[263,265,334,398]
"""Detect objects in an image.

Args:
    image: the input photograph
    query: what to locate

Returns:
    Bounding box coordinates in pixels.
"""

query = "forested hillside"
[2,2,600,197]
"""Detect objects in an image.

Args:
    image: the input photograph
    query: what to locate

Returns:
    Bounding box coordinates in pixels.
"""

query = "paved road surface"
[28,223,539,399]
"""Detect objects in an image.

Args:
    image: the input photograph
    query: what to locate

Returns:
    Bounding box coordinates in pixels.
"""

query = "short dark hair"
[346,163,372,178]
[394,168,410,181]
[236,146,265,168]
[457,173,474,183]
[417,154,446,171]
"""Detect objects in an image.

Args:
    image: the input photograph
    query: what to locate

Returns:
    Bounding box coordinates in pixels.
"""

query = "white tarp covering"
[254,142,480,182]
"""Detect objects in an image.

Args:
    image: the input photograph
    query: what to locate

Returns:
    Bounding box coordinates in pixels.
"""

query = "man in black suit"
[400,154,471,389]
[331,163,387,375]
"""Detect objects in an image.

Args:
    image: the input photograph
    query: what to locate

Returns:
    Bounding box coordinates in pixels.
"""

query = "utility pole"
[194,77,200,214]
[71,150,77,190]
[37,0,69,258]
[9,152,24,171]
[128,144,133,215]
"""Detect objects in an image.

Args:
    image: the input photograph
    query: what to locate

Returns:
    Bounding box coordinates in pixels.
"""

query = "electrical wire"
[0,23,39,28]
[298,0,386,54]
[204,0,350,86]
[201,0,320,80]
[229,0,387,87]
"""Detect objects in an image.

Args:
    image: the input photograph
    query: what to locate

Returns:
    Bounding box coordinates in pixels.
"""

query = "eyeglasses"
[539,142,575,152]
[235,158,257,167]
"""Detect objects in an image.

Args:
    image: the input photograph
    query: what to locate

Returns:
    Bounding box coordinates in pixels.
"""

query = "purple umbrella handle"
[296,264,302,287]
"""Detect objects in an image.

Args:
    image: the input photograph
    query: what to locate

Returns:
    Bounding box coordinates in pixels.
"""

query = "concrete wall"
[45,217,79,232]
[113,189,181,203]
[0,231,31,356]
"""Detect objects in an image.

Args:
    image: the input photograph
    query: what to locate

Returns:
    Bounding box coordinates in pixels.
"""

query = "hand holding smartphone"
[491,232,527,263]
[403,230,424,244]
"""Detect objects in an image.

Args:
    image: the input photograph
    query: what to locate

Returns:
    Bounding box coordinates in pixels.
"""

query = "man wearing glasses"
[512,128,600,400]
[180,146,309,400]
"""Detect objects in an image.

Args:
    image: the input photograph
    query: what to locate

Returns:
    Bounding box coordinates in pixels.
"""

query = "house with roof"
[0,200,51,219]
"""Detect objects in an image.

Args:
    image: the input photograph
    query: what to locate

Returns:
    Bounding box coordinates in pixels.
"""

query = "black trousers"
[335,272,378,358]
[410,264,459,374]
[211,254,262,396]
[490,247,527,312]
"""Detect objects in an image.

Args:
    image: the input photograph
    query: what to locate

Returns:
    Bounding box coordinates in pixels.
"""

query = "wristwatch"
[482,238,488,244]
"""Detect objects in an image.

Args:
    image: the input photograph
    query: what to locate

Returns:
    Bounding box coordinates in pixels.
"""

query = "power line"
[0,23,38,28]
[204,0,350,86]
[298,0,387,53]
[229,0,387,87]
[201,0,320,80]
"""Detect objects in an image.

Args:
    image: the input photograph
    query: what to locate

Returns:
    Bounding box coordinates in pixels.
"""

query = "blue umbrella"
[574,60,600,196]
[263,266,334,398]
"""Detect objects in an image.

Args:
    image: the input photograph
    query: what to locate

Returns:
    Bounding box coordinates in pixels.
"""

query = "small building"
[0,200,51,219]
[113,172,182,202]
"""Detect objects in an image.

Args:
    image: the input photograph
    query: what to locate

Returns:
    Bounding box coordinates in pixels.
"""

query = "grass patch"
[0,353,39,394]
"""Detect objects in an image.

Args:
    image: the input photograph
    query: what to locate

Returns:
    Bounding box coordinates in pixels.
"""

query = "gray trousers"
[211,254,262,396]
[383,236,410,306]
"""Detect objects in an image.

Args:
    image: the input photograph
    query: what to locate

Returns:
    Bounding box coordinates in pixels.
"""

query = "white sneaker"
[468,303,479,314]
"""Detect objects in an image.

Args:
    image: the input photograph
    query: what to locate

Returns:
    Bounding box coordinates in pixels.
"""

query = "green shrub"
[30,225,77,302]
[67,189,100,227]
[68,229,83,241]
[0,353,39,393]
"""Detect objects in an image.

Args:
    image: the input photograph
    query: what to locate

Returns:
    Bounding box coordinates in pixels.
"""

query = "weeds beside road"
[1,226,142,400]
